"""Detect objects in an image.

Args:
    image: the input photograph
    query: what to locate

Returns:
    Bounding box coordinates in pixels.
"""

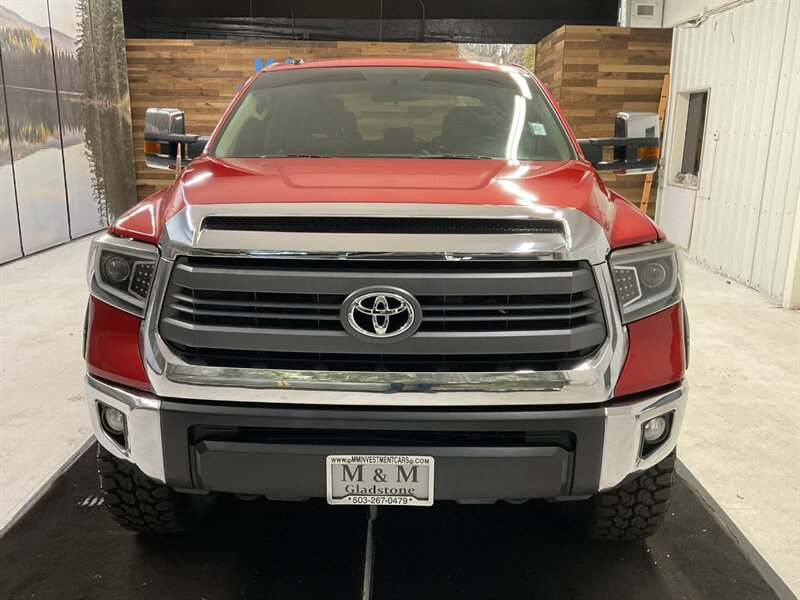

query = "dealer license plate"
[326,455,434,506]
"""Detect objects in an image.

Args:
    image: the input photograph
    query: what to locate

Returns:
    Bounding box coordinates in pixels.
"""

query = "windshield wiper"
[254,153,497,159]
[258,153,327,158]
[416,153,496,160]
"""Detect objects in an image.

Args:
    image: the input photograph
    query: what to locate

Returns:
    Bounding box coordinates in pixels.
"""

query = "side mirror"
[578,111,659,175]
[143,108,209,171]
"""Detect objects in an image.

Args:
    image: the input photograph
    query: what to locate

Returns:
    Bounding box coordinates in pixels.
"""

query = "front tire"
[562,451,676,541]
[97,444,216,533]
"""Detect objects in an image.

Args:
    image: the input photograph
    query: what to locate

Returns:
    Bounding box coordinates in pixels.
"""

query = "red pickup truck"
[84,58,687,539]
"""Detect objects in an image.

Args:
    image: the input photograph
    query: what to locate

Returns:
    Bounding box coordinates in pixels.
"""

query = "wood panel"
[532,26,565,102]
[535,26,673,216]
[125,40,459,199]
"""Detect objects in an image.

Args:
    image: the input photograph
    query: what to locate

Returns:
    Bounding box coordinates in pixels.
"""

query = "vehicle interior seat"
[281,96,362,155]
[432,106,503,150]
[375,127,417,155]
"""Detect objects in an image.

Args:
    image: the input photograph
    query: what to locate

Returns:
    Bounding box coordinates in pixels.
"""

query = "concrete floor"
[0,237,798,594]
[0,236,94,530]
[680,260,800,594]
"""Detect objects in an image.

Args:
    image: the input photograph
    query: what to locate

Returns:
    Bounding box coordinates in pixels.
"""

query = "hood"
[111,157,661,249]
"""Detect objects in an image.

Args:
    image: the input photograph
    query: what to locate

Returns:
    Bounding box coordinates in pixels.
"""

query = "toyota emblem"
[341,287,422,342]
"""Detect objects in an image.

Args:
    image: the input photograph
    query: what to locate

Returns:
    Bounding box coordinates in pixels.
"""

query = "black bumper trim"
[160,401,605,500]
[194,442,572,500]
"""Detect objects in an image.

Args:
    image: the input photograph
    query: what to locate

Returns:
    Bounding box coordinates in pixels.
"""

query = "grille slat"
[164,348,594,372]
[171,292,341,310]
[191,426,574,449]
[423,308,598,322]
[160,319,602,355]
[420,297,595,312]
[170,263,597,296]
[159,256,607,371]
[168,304,341,321]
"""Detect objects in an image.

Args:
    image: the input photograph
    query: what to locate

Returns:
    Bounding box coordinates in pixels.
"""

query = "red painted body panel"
[110,190,165,246]
[112,156,659,250]
[614,303,686,398]
[607,190,664,248]
[85,297,151,391]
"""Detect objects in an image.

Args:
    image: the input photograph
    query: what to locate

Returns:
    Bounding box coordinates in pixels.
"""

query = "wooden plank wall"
[533,27,566,103]
[534,26,672,215]
[125,40,459,200]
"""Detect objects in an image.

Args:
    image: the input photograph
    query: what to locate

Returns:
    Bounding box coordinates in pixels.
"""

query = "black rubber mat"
[0,449,367,599]
[0,447,788,600]
[371,481,783,600]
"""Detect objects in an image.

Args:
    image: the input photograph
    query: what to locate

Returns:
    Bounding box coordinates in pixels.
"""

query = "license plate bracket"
[326,455,434,506]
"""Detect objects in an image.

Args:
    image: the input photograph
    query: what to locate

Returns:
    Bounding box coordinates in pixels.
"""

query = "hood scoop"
[276,161,503,190]
[201,216,565,235]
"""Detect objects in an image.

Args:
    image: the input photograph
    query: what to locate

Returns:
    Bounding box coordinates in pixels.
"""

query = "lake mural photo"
[0,0,136,263]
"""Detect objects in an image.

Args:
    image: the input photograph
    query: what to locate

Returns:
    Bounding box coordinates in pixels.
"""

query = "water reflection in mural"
[0,0,136,263]
[0,61,22,261]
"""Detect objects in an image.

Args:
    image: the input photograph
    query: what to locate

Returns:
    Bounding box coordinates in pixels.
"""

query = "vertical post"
[640,74,670,214]
[378,0,383,42]
[175,142,182,179]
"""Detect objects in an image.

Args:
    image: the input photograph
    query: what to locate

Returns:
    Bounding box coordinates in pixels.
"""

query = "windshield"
[210,67,575,161]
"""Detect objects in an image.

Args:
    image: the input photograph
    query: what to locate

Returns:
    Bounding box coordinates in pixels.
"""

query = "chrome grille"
[159,257,607,372]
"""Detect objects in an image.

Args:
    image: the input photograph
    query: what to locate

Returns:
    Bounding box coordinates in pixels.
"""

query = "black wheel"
[97,443,216,533]
[562,451,676,541]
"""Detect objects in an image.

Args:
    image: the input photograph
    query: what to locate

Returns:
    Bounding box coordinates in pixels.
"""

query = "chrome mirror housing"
[143,108,208,171]
[614,111,659,141]
[612,111,660,176]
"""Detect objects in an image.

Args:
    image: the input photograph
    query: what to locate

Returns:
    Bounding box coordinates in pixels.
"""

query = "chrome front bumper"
[86,374,687,494]
[86,376,166,482]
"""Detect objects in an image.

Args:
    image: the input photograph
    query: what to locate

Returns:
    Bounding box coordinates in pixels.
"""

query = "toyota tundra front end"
[84,58,687,539]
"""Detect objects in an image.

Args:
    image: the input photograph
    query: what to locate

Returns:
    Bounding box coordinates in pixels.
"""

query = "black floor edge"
[0,436,93,540]
[675,459,797,600]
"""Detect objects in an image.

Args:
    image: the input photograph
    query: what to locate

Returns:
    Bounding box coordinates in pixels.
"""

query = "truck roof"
[263,56,526,73]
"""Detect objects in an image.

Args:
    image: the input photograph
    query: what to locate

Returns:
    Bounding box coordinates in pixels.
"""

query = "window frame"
[667,87,711,190]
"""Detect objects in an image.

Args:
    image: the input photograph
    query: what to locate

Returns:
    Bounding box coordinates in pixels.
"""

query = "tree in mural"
[0,27,80,92]
[74,0,137,223]
[74,0,96,96]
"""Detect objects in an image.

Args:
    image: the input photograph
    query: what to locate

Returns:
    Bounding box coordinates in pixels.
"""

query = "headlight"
[88,233,159,316]
[610,240,682,323]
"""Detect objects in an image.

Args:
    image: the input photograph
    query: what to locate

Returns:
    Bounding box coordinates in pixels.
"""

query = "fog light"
[643,416,668,443]
[102,406,126,434]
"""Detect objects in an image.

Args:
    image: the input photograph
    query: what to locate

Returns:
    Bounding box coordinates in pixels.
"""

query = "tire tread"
[97,444,213,533]
[564,451,676,541]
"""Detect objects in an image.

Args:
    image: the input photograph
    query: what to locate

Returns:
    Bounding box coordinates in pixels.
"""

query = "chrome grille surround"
[140,202,627,406]
[158,257,607,369]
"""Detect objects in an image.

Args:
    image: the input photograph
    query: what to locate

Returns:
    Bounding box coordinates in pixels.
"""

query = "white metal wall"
[657,0,800,303]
